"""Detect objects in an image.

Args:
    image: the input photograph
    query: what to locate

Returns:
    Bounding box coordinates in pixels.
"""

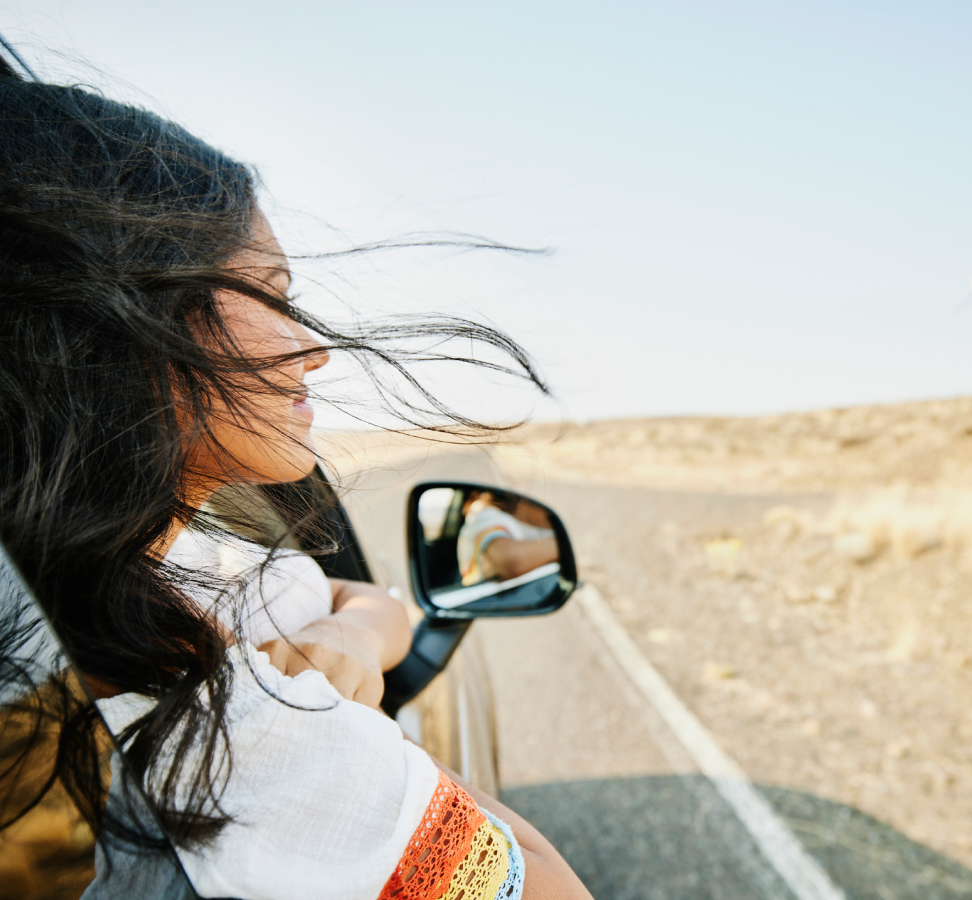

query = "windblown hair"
[0,60,547,852]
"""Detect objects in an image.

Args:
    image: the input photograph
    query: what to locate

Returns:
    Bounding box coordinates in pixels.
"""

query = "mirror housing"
[384,481,579,716]
[407,481,578,620]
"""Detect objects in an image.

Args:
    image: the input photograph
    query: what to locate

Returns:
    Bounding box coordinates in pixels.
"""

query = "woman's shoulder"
[462,506,516,534]
[165,526,330,594]
[166,527,319,580]
[164,525,220,570]
[164,527,333,644]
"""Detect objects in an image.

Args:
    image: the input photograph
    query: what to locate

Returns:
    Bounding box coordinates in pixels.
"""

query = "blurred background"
[6,3,972,898]
[7,1,972,424]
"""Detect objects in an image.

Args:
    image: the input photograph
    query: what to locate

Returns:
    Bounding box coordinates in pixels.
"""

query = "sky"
[5,1,972,424]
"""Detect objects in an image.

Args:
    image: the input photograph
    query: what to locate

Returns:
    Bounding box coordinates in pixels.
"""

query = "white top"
[98,643,441,900]
[165,528,332,645]
[92,530,527,900]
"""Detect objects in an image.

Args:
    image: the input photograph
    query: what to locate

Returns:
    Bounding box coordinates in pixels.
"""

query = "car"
[0,464,578,898]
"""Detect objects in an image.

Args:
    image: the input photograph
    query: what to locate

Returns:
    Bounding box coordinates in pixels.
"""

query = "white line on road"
[576,584,845,900]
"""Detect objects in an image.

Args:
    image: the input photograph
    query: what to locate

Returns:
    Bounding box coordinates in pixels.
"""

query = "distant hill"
[498,397,972,492]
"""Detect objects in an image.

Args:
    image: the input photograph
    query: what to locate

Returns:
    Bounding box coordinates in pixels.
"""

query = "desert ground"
[511,400,972,867]
[327,396,972,892]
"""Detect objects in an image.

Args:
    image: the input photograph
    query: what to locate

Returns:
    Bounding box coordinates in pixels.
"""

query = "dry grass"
[497,396,972,493]
[826,490,972,563]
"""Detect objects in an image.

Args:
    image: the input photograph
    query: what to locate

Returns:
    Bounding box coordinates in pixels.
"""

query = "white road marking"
[576,584,845,900]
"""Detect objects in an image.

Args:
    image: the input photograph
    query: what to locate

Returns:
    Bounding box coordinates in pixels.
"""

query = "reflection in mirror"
[416,486,561,611]
[0,544,195,899]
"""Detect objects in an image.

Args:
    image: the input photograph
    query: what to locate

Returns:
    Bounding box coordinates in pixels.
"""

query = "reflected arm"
[482,536,558,581]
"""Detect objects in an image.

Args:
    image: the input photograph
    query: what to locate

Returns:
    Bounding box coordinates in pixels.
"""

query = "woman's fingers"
[329,656,384,709]
[256,636,385,708]
[352,666,385,708]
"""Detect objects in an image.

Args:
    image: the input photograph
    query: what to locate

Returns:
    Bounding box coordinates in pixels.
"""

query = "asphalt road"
[341,450,972,900]
[477,602,802,900]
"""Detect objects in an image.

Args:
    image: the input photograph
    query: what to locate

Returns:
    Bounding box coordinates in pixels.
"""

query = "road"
[340,449,972,900]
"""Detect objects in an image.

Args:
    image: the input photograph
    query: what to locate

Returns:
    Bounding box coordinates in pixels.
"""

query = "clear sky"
[5,1,972,423]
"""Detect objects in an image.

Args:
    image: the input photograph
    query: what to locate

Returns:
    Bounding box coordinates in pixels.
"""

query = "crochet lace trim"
[379,771,484,899]
[439,818,509,899]
[378,771,524,900]
[484,812,525,900]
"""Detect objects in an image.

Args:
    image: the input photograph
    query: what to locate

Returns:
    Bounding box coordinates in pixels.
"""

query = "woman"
[0,59,593,900]
[457,492,558,586]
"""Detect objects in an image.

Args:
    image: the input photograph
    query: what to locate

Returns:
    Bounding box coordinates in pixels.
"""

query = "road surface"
[340,448,972,899]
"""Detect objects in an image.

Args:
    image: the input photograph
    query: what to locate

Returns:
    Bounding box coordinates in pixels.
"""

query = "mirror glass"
[414,485,566,614]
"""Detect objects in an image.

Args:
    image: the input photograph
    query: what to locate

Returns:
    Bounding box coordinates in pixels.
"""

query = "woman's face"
[186,207,328,497]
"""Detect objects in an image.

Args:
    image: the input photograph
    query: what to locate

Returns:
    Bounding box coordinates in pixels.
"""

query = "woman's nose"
[299,328,329,373]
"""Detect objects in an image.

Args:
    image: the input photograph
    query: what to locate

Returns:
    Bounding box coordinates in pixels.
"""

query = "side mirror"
[407,482,577,619]
[383,482,579,716]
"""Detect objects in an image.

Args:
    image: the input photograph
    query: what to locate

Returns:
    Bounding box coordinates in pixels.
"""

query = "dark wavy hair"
[0,55,547,853]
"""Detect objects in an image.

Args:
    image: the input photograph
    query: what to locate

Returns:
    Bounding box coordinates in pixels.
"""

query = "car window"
[209,470,373,583]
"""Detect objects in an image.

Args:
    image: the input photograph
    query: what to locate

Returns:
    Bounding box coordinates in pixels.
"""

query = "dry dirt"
[499,396,972,493]
[499,398,972,871]
[324,396,972,873]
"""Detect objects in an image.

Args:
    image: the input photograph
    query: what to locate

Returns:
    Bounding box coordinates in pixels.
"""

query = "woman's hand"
[258,616,386,707]
[257,580,412,709]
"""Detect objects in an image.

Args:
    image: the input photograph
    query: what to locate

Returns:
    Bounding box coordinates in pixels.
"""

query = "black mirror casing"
[384,482,579,716]
[407,481,578,620]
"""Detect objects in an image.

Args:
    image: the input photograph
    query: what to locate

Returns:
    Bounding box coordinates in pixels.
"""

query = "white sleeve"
[218,543,334,646]
[98,644,440,900]
[166,528,334,647]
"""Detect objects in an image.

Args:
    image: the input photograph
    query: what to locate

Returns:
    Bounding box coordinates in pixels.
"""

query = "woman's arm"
[326,578,413,669]
[257,579,411,708]
[430,755,594,900]
[482,536,558,581]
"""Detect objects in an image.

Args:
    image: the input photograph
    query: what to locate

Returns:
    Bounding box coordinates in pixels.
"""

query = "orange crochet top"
[378,771,524,900]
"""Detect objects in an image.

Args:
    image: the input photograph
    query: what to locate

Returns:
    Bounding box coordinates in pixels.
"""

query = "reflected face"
[462,490,494,517]
[186,207,328,495]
